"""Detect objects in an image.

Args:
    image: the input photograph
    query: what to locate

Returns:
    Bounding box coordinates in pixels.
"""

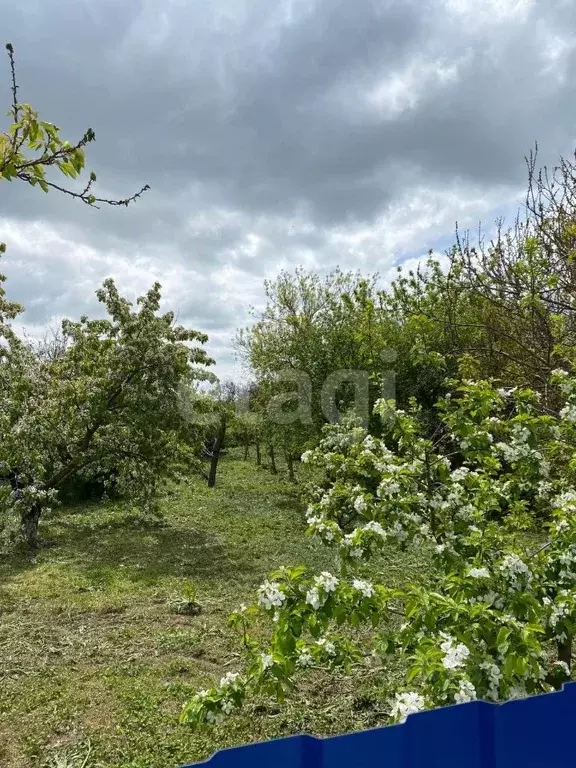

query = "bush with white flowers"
[181,372,576,727]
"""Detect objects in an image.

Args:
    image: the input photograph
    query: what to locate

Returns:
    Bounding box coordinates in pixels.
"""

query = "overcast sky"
[1,0,575,380]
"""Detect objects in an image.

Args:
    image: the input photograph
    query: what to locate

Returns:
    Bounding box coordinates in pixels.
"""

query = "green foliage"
[183,372,576,727]
[168,583,203,616]
[236,269,389,444]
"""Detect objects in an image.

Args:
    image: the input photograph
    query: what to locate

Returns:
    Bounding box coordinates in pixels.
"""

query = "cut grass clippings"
[0,453,428,768]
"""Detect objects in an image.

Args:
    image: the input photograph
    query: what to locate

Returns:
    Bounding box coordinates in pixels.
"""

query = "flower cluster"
[352,579,375,598]
[480,660,501,700]
[454,678,477,704]
[257,580,285,611]
[468,567,490,579]
[499,555,531,591]
[315,571,339,592]
[390,691,425,723]
[440,635,470,670]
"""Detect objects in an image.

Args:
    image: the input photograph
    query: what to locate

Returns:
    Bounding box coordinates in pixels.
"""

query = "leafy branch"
[0,42,149,207]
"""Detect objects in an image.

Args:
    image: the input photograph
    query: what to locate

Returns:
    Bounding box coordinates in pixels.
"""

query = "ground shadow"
[48,518,234,584]
[0,515,238,592]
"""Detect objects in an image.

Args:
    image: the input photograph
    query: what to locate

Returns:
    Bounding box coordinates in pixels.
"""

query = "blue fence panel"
[182,683,576,767]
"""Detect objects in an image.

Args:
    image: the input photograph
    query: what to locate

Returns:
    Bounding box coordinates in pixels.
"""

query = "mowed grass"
[0,453,427,768]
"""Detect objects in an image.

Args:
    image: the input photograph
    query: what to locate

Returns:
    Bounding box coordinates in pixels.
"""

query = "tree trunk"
[21,502,42,549]
[286,452,296,482]
[243,434,250,461]
[558,636,572,673]
[256,443,261,466]
[207,413,227,488]
[268,444,277,474]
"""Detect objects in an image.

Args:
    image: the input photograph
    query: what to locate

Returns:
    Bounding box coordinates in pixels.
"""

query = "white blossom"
[467,567,490,579]
[549,600,570,629]
[512,425,531,443]
[553,491,576,508]
[352,579,375,598]
[552,369,573,394]
[261,653,274,670]
[306,513,338,542]
[306,587,323,610]
[507,684,527,701]
[481,590,504,609]
[554,660,570,677]
[496,441,528,463]
[454,678,476,704]
[499,554,531,590]
[440,636,470,670]
[364,520,386,538]
[317,638,336,656]
[206,710,225,725]
[314,571,339,593]
[349,547,363,558]
[497,387,517,398]
[480,660,501,700]
[560,404,576,423]
[390,691,425,722]
[257,580,286,610]
[390,520,408,542]
[219,672,240,688]
[378,480,401,498]
[296,648,314,667]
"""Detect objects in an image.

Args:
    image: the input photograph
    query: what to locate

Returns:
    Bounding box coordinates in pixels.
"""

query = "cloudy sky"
[1,0,575,380]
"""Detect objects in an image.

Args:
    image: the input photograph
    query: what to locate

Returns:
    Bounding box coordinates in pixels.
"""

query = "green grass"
[0,454,426,768]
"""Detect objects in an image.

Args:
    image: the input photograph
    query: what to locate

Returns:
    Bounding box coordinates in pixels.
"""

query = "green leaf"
[407,665,420,684]
[496,627,511,655]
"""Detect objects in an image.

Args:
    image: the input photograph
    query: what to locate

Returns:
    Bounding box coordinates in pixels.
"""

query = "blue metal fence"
[182,683,576,767]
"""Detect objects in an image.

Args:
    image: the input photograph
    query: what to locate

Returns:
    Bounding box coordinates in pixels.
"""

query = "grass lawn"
[0,453,426,768]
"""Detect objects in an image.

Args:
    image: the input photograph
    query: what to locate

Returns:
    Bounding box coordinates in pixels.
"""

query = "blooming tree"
[182,372,576,726]
[0,267,214,547]
[0,43,174,546]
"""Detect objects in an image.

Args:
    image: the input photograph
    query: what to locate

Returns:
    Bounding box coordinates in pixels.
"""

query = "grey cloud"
[2,0,576,378]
